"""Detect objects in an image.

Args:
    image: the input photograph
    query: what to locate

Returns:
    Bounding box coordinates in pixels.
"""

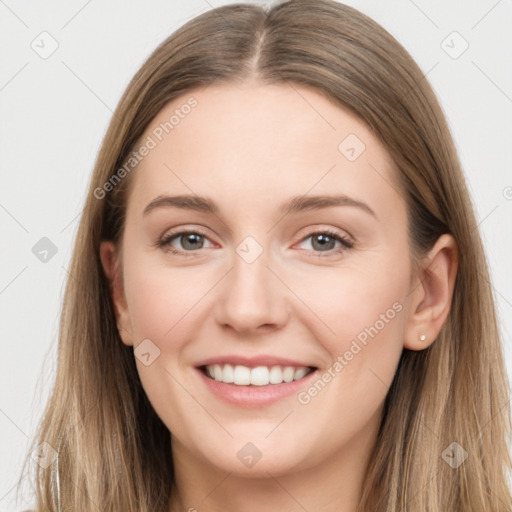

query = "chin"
[193,436,313,478]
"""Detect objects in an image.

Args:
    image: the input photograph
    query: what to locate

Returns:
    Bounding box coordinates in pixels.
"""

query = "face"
[102,82,416,477]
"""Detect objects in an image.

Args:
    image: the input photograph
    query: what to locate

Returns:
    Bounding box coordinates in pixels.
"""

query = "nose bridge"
[215,234,288,332]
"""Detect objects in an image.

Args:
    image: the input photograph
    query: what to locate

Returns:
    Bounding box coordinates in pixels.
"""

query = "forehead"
[125,82,401,220]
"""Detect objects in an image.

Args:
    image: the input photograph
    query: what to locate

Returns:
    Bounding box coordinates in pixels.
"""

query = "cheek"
[121,256,211,421]
[288,265,407,439]
[289,261,408,354]
[288,260,408,417]
[122,254,208,343]
[335,277,405,355]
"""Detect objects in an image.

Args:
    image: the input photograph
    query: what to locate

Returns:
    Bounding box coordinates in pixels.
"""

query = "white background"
[1,0,511,509]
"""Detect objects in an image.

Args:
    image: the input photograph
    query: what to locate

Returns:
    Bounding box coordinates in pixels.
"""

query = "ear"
[99,241,134,347]
[404,233,459,350]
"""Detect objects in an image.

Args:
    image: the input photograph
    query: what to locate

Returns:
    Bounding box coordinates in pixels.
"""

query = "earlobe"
[99,241,134,347]
[404,234,459,351]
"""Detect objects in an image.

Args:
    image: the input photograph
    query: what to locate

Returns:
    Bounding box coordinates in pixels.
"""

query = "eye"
[297,229,353,256]
[157,230,214,256]
[156,227,353,258]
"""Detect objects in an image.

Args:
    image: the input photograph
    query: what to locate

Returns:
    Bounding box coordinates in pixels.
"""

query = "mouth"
[198,363,317,386]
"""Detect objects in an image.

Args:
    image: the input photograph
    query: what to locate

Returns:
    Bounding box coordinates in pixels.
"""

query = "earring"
[419,333,426,342]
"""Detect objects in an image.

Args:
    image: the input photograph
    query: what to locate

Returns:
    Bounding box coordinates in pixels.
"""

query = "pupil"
[183,233,203,250]
[313,234,334,251]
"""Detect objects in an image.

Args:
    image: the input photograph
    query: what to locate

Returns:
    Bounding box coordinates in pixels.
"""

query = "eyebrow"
[143,193,376,218]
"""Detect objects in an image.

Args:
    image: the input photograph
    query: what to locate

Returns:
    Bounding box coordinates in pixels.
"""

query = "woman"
[19,0,512,510]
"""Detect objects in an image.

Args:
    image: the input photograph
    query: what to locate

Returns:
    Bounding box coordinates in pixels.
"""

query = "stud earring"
[419,333,426,342]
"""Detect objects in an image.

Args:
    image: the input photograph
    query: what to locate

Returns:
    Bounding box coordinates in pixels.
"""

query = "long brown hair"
[18,1,512,510]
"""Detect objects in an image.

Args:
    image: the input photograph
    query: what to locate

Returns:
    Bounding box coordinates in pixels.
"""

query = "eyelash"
[156,228,354,258]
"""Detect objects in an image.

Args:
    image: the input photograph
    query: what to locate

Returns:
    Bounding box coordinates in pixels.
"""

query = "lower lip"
[195,367,318,407]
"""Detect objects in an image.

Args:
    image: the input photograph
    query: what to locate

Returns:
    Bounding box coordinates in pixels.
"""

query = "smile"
[200,364,316,386]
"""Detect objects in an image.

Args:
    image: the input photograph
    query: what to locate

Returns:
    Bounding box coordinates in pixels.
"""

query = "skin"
[100,81,458,512]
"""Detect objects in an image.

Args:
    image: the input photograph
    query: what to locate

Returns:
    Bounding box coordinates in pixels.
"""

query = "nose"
[214,246,290,335]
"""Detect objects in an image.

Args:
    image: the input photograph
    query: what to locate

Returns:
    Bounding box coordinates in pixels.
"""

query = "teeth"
[204,364,313,386]
[250,366,268,386]
[234,365,251,385]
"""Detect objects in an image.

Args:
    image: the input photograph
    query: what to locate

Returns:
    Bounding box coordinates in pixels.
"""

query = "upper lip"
[195,355,316,369]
